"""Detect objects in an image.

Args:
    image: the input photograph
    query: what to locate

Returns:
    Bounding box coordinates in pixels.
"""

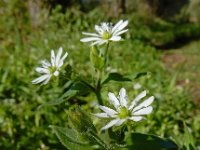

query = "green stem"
[95,69,103,105]
[104,42,110,67]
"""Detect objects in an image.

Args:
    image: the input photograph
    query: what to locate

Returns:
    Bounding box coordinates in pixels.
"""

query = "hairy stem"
[95,69,103,105]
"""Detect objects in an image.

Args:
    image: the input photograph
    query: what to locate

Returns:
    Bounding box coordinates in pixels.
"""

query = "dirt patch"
[162,53,187,69]
[162,52,200,107]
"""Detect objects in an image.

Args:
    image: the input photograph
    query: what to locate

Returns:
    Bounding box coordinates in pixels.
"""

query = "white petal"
[118,88,127,107]
[42,75,52,85]
[41,60,51,68]
[99,105,117,116]
[91,40,107,45]
[133,106,153,115]
[129,90,146,110]
[113,20,128,35]
[80,37,101,42]
[53,70,59,76]
[114,119,126,126]
[32,74,51,84]
[129,116,143,122]
[61,51,68,62]
[114,29,128,36]
[109,36,121,41]
[82,32,100,37]
[35,67,50,74]
[101,119,120,130]
[132,96,154,112]
[108,92,120,110]
[94,113,111,118]
[51,50,56,67]
[58,51,68,68]
[111,20,123,33]
[55,47,62,67]
[95,25,104,35]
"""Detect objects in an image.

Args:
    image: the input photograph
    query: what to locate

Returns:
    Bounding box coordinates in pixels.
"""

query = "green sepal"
[90,45,105,70]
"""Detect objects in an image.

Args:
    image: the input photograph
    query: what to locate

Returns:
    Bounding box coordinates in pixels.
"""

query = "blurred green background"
[0,0,200,149]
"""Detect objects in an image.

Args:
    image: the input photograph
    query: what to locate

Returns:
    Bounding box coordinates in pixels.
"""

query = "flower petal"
[101,119,120,130]
[91,40,107,45]
[129,90,146,110]
[58,51,68,68]
[114,118,126,126]
[118,88,127,107]
[94,113,111,118]
[42,75,52,85]
[82,32,100,37]
[111,20,123,34]
[51,50,56,67]
[129,116,143,122]
[35,67,50,74]
[133,106,153,115]
[108,92,120,110]
[114,29,128,36]
[112,20,128,35]
[95,25,104,35]
[41,60,51,68]
[80,37,101,42]
[53,70,59,76]
[132,96,154,112]
[55,47,62,67]
[99,105,117,117]
[109,36,121,41]
[32,74,51,84]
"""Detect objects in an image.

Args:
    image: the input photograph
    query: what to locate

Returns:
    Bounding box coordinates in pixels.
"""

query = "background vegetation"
[0,0,200,149]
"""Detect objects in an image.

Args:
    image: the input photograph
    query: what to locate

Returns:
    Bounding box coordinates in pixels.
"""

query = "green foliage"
[1,1,200,149]
[125,133,178,150]
[50,126,93,150]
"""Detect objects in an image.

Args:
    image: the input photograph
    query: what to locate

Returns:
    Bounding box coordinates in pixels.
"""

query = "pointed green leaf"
[125,133,178,150]
[102,73,132,85]
[50,125,93,150]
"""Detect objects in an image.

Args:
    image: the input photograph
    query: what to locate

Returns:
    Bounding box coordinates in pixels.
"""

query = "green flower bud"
[90,46,105,70]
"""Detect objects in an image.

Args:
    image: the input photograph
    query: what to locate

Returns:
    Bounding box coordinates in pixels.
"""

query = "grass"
[0,2,200,149]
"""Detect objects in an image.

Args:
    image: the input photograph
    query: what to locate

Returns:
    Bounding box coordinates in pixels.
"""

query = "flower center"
[49,67,59,76]
[119,107,129,119]
[102,31,111,40]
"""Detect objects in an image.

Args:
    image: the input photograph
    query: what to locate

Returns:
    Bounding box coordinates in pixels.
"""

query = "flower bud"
[90,46,105,70]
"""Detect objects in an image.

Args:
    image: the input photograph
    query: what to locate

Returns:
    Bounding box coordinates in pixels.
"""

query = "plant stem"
[95,69,103,105]
[104,42,110,67]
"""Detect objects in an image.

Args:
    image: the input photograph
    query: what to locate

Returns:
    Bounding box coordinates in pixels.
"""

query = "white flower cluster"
[94,88,154,130]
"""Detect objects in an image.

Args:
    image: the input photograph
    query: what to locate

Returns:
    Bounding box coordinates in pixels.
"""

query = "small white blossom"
[94,88,154,130]
[32,47,68,85]
[80,20,128,45]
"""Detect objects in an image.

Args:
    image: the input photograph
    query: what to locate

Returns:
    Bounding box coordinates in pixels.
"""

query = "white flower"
[80,20,128,45]
[32,47,68,85]
[94,88,154,130]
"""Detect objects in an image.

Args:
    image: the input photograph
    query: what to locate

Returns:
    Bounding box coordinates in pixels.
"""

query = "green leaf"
[174,122,195,150]
[182,123,195,150]
[102,72,148,85]
[69,107,108,149]
[125,133,178,150]
[69,107,97,133]
[50,125,93,150]
[102,73,132,85]
[132,72,148,79]
[42,81,93,106]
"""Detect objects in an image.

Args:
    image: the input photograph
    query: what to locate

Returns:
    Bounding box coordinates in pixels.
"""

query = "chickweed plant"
[32,20,180,149]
